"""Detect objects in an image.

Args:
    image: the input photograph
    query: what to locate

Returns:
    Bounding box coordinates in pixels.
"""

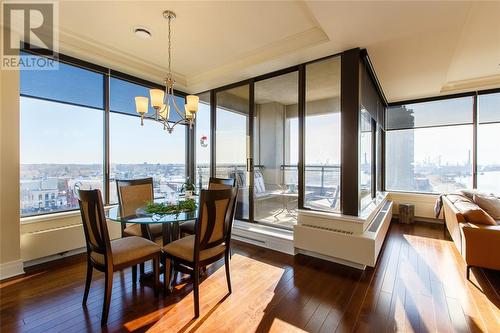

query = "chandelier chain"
[168,14,172,77]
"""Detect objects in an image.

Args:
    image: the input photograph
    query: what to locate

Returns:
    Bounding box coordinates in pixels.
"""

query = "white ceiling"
[49,1,500,102]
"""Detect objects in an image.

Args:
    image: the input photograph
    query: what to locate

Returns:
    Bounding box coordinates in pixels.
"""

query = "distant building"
[386,105,415,190]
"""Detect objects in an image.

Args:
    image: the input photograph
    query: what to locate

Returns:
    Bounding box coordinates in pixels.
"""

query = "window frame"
[20,46,190,218]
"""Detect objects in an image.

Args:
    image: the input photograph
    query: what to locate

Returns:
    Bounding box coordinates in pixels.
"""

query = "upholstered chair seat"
[91,236,160,266]
[164,235,226,262]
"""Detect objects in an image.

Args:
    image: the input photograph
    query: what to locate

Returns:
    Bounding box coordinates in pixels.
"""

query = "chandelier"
[134,10,198,133]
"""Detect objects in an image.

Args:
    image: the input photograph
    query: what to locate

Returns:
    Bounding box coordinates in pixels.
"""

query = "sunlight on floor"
[122,253,288,332]
[269,318,310,332]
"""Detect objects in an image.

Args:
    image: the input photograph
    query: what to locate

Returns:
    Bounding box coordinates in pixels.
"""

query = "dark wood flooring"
[0,223,499,332]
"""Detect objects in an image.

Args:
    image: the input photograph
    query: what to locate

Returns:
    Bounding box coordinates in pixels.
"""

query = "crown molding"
[56,28,188,88]
[54,25,328,93]
[441,74,500,93]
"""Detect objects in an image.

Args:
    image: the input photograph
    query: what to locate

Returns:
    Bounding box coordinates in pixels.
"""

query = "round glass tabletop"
[107,203,198,224]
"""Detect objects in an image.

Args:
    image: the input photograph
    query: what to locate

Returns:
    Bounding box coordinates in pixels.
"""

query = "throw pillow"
[453,200,497,226]
[473,193,500,220]
[456,189,486,201]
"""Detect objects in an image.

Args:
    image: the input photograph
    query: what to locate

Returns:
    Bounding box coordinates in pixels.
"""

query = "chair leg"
[193,265,200,318]
[163,257,172,296]
[153,257,159,297]
[140,262,145,276]
[224,251,232,294]
[82,260,93,305]
[132,265,137,285]
[101,269,113,326]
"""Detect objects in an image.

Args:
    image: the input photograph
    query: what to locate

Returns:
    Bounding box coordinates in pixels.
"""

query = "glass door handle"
[246,158,253,172]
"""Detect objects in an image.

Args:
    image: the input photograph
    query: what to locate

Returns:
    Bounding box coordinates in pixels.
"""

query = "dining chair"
[163,187,238,318]
[76,188,162,326]
[180,177,236,236]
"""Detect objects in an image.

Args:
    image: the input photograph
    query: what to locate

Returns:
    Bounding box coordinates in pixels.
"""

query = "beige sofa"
[443,194,500,279]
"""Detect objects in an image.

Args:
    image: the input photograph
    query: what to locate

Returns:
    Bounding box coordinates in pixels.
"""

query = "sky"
[20,97,186,164]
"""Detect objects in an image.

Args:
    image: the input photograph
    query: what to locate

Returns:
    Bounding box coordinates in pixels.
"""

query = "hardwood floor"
[1,223,499,332]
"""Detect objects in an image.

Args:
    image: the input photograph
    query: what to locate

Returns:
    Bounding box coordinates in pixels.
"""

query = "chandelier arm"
[170,94,186,118]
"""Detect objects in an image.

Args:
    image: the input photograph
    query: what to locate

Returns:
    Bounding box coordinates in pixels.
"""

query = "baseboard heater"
[294,201,393,270]
[21,220,121,263]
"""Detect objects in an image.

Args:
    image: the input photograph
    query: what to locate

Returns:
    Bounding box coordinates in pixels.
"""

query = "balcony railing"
[196,163,340,196]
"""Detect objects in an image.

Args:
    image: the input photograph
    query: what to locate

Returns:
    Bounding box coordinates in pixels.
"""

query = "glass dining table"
[106,198,199,246]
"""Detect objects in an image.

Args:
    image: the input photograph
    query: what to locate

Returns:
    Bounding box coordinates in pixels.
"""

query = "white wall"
[388,192,442,222]
[0,58,23,279]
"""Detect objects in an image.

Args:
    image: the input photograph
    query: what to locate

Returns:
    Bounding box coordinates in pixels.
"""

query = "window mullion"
[104,71,110,204]
[472,93,478,189]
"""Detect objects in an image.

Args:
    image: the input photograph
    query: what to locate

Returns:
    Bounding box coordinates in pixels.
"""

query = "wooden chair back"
[208,177,236,190]
[208,177,238,240]
[76,188,111,268]
[195,188,237,257]
[116,178,154,231]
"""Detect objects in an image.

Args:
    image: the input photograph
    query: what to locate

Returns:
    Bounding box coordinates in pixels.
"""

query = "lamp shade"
[150,89,165,108]
[135,96,149,114]
[185,105,196,120]
[186,95,199,113]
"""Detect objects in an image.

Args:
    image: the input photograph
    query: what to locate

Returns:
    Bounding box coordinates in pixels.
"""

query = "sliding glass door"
[215,85,251,221]
[253,71,299,228]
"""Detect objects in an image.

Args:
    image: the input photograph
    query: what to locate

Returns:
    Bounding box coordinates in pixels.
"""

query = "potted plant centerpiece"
[182,179,196,198]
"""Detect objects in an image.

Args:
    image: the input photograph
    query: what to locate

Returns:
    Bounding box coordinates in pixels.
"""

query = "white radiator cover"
[294,201,393,269]
[21,220,122,262]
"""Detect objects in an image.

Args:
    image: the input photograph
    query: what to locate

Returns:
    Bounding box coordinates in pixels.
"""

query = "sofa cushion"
[456,189,489,201]
[453,200,497,226]
[473,193,500,220]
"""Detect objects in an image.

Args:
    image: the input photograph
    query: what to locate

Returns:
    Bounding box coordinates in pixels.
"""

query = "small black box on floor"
[398,203,415,224]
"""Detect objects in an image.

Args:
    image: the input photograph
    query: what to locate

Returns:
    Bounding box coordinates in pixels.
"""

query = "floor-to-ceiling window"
[304,57,341,212]
[215,85,250,220]
[253,71,298,228]
[477,92,500,194]
[20,54,104,216]
[359,110,373,209]
[386,96,474,193]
